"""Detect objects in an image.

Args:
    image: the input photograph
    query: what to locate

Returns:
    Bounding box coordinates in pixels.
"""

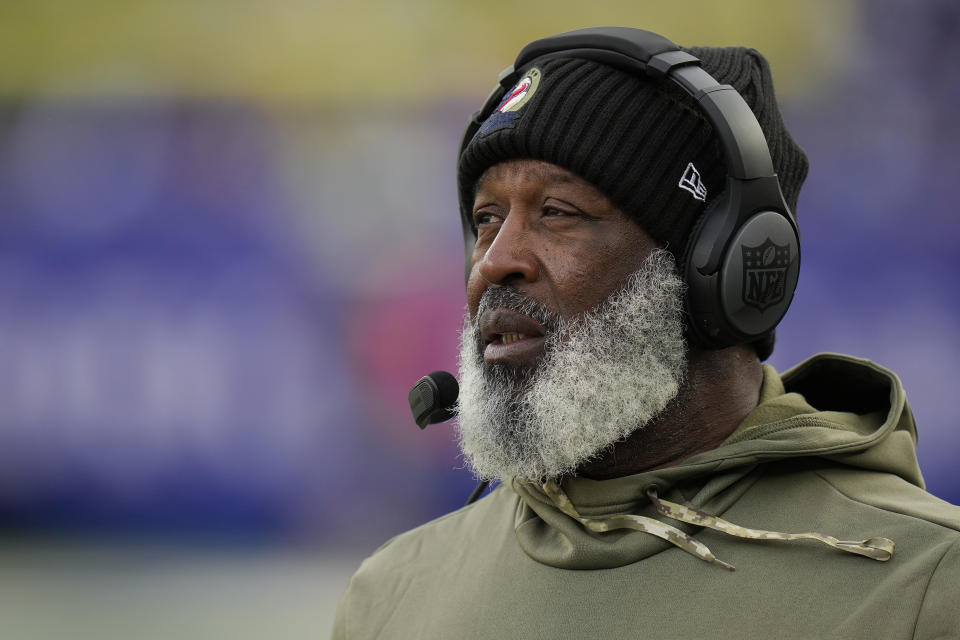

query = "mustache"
[476,286,561,333]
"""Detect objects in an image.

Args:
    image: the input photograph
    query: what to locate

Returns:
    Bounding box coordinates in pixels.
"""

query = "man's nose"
[476,213,539,285]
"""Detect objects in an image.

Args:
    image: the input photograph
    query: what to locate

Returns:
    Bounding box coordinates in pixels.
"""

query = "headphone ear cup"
[716,210,799,340]
[683,201,799,350]
[683,204,800,349]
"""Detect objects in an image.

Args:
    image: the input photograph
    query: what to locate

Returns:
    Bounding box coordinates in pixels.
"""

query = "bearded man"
[333,27,960,639]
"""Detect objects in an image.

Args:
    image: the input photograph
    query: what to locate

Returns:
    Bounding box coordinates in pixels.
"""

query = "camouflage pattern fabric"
[645,489,895,562]
[542,479,895,571]
[542,479,736,570]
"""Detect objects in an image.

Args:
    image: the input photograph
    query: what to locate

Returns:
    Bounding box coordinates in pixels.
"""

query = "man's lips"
[478,308,547,364]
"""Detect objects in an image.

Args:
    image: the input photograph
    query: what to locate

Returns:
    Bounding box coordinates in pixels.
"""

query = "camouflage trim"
[646,489,895,562]
[542,480,736,571]
[541,480,896,571]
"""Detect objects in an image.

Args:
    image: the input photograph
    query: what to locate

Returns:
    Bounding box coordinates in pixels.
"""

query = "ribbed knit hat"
[457,46,808,257]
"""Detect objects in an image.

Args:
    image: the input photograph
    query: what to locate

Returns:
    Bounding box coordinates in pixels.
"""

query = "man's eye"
[544,206,586,219]
[474,212,498,226]
[543,205,597,222]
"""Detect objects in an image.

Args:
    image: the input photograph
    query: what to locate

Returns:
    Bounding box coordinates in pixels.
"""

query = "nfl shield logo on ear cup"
[719,210,799,338]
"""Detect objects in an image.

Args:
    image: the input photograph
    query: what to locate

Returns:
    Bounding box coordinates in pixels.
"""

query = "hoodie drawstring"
[542,479,894,571]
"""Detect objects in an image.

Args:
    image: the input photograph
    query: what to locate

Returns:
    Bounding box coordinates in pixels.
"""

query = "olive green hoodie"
[333,354,960,639]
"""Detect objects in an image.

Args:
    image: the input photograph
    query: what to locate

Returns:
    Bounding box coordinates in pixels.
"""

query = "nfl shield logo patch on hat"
[476,68,542,138]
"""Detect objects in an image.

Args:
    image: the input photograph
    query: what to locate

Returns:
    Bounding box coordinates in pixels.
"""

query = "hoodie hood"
[507,353,919,569]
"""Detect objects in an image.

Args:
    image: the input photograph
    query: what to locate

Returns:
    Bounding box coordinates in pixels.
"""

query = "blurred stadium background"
[0,1,957,637]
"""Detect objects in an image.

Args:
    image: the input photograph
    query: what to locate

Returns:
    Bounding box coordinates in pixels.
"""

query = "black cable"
[465,480,490,506]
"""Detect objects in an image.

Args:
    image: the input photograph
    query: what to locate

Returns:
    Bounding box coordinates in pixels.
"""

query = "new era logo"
[678,162,707,201]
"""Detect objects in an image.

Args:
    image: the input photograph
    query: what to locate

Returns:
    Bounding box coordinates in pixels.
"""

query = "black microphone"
[409,371,459,429]
[408,371,489,505]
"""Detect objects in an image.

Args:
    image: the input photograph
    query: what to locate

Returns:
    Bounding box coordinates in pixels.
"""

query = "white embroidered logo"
[678,162,707,201]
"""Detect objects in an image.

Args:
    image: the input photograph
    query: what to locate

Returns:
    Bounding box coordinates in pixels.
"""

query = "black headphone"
[457,27,800,351]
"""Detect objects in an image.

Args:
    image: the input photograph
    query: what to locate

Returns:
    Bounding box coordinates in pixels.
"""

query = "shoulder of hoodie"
[351,483,517,578]
[812,464,960,536]
[814,468,960,636]
[333,486,517,638]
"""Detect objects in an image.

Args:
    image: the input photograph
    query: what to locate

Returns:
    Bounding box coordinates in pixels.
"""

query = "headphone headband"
[515,26,679,70]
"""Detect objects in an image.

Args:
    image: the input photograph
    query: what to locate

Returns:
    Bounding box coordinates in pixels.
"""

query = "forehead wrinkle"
[475,160,581,196]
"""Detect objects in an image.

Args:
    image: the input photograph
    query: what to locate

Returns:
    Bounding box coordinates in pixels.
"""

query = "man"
[333,27,960,639]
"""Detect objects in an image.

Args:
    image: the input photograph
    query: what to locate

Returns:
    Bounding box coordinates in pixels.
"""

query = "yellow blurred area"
[0,0,853,103]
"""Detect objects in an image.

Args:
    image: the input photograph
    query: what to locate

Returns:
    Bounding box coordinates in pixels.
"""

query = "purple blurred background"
[0,1,956,636]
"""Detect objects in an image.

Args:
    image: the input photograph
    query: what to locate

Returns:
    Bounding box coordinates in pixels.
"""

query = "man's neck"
[575,345,764,480]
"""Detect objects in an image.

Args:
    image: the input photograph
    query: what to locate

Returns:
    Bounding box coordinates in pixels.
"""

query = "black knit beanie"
[457,45,808,359]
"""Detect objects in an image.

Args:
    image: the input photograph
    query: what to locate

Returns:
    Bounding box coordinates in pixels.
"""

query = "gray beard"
[455,249,688,482]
